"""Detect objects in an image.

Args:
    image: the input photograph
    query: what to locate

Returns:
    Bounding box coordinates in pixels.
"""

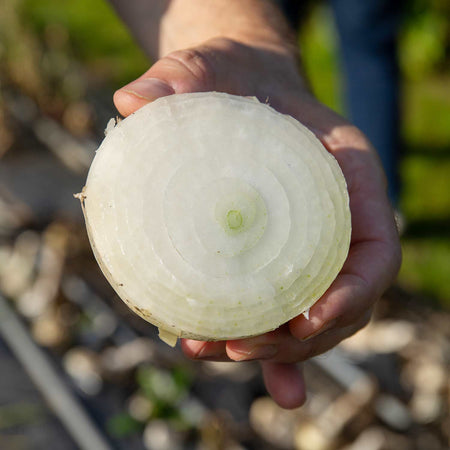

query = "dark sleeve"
[272,0,302,30]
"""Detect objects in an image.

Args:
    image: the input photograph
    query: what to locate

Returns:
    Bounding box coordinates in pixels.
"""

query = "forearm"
[109,0,298,60]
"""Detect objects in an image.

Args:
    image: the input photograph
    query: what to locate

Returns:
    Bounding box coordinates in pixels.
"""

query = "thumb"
[113,49,216,117]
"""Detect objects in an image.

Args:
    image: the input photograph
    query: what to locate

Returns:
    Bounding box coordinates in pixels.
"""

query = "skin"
[111,0,402,409]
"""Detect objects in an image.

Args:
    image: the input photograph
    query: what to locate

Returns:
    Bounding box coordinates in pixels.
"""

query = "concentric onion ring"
[80,92,351,345]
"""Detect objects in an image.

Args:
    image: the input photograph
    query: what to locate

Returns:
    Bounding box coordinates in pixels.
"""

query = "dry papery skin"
[78,92,351,346]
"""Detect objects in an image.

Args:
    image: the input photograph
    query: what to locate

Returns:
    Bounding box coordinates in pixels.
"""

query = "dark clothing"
[275,0,403,205]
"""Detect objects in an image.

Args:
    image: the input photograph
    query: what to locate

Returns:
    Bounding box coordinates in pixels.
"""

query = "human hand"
[114,37,402,409]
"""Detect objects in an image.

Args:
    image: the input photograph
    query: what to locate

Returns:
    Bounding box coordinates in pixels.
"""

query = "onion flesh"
[79,92,351,345]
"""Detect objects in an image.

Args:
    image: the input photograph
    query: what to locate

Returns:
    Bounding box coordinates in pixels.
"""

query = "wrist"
[158,0,298,59]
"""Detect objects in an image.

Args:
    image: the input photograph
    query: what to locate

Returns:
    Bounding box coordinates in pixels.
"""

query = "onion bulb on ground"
[77,92,351,346]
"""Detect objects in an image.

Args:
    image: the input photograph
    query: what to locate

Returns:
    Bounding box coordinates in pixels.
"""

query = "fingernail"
[300,318,338,342]
[121,77,174,101]
[230,344,278,361]
[194,344,226,360]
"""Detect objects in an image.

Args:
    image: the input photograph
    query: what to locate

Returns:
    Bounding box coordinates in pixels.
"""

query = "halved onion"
[79,92,351,346]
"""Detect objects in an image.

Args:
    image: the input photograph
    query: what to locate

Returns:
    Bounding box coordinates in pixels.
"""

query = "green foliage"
[400,240,450,304]
[106,365,195,438]
[299,5,343,114]
[400,0,449,80]
[402,153,450,221]
[135,365,195,428]
[137,366,191,406]
[22,0,148,88]
[402,77,450,148]
[0,403,45,429]
[107,412,144,438]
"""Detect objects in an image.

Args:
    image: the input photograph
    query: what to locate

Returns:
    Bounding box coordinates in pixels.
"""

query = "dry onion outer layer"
[81,92,351,346]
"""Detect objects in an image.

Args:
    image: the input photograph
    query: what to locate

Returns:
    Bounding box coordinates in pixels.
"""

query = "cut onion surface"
[78,92,351,346]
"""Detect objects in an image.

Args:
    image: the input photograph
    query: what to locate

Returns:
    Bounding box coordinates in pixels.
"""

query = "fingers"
[181,339,228,361]
[287,230,400,343]
[114,78,174,117]
[280,107,401,347]
[113,38,313,119]
[183,311,370,365]
[226,325,303,364]
[261,362,306,409]
[183,326,304,364]
[114,48,217,117]
[182,336,307,409]
[288,272,371,342]
[258,312,368,410]
[236,312,370,363]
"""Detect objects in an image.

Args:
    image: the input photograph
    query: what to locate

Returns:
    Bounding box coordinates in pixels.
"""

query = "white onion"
[79,92,351,346]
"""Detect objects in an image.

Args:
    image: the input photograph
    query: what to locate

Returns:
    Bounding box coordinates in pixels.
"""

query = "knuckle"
[344,125,372,150]
[327,123,370,151]
[303,337,325,360]
[357,310,372,330]
[342,311,372,339]
[166,48,216,91]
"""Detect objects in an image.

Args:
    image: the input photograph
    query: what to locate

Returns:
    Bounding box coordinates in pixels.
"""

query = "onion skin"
[78,92,351,345]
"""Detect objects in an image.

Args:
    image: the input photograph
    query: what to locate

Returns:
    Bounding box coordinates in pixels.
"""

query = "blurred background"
[0,0,449,449]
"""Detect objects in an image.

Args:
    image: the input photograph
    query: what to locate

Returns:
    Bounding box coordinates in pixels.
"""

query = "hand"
[114,37,402,409]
